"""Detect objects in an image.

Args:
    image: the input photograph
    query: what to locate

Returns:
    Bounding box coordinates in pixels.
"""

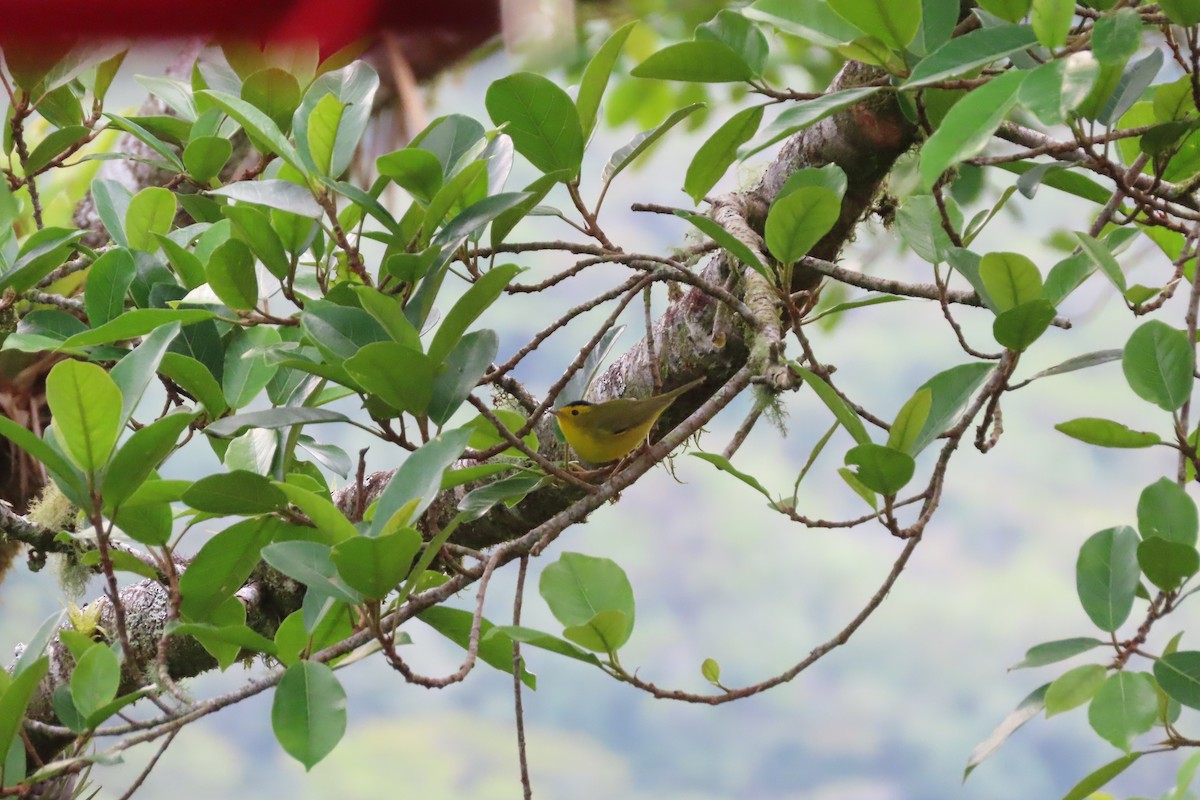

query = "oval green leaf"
[1075,525,1139,632]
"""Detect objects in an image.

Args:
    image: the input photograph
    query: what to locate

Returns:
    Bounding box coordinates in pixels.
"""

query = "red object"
[0,0,500,53]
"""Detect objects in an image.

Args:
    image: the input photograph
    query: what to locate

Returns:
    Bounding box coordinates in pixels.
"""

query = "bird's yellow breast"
[555,403,659,464]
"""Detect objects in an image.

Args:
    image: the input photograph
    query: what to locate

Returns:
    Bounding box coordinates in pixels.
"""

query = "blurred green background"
[3,7,1195,798]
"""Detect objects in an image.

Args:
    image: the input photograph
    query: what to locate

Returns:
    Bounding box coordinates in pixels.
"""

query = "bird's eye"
[571,409,579,416]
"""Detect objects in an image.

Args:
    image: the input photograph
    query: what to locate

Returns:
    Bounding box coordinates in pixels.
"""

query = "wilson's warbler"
[553,377,704,464]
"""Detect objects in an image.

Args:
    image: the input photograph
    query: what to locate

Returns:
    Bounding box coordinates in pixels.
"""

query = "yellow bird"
[553,377,704,465]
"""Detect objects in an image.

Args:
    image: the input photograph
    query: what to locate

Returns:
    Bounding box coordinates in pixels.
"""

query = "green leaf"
[418,161,488,245]
[206,238,259,311]
[241,67,301,134]
[1031,0,1073,48]
[887,388,931,454]
[160,352,227,418]
[344,343,434,415]
[1122,320,1193,412]
[603,103,703,186]
[827,0,920,51]
[224,203,290,280]
[135,75,196,120]
[428,329,499,427]
[765,186,840,263]
[1023,350,1123,383]
[78,549,157,579]
[691,452,773,500]
[272,661,347,770]
[419,608,536,687]
[457,472,544,520]
[541,552,636,652]
[1138,537,1199,591]
[675,211,770,279]
[262,541,362,604]
[701,657,722,685]
[745,0,864,47]
[576,21,637,140]
[744,87,880,157]
[275,483,356,544]
[183,136,232,185]
[330,529,422,600]
[171,619,278,663]
[563,609,632,654]
[1087,671,1158,751]
[1092,9,1142,65]
[60,308,212,349]
[795,365,872,445]
[222,326,281,410]
[24,125,89,174]
[155,233,206,288]
[208,180,323,219]
[14,612,64,678]
[485,73,583,178]
[47,359,122,473]
[487,625,603,667]
[684,105,765,203]
[908,362,994,455]
[1097,49,1164,126]
[1074,231,1127,291]
[351,286,422,350]
[103,410,196,508]
[300,300,390,362]
[697,10,769,77]
[631,40,756,83]
[112,501,172,545]
[1061,753,1143,800]
[274,605,354,666]
[464,408,539,455]
[429,263,522,364]
[291,62,378,179]
[977,0,1031,22]
[182,470,288,515]
[197,90,304,174]
[370,428,474,536]
[1020,53,1101,126]
[902,25,1036,89]
[1160,0,1200,25]
[1076,526,1140,632]
[306,92,343,176]
[83,248,135,328]
[0,417,84,501]
[103,112,186,172]
[1055,418,1162,448]
[993,299,1056,352]
[920,71,1026,190]
[179,517,280,620]
[979,252,1043,312]
[0,227,86,294]
[844,443,915,495]
[1138,478,1198,545]
[377,148,444,204]
[1045,663,1107,716]
[896,195,953,264]
[913,0,957,54]
[1156,651,1200,709]
[70,645,120,720]
[963,683,1047,780]
[1010,637,1106,670]
[409,114,486,176]
[0,657,48,766]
